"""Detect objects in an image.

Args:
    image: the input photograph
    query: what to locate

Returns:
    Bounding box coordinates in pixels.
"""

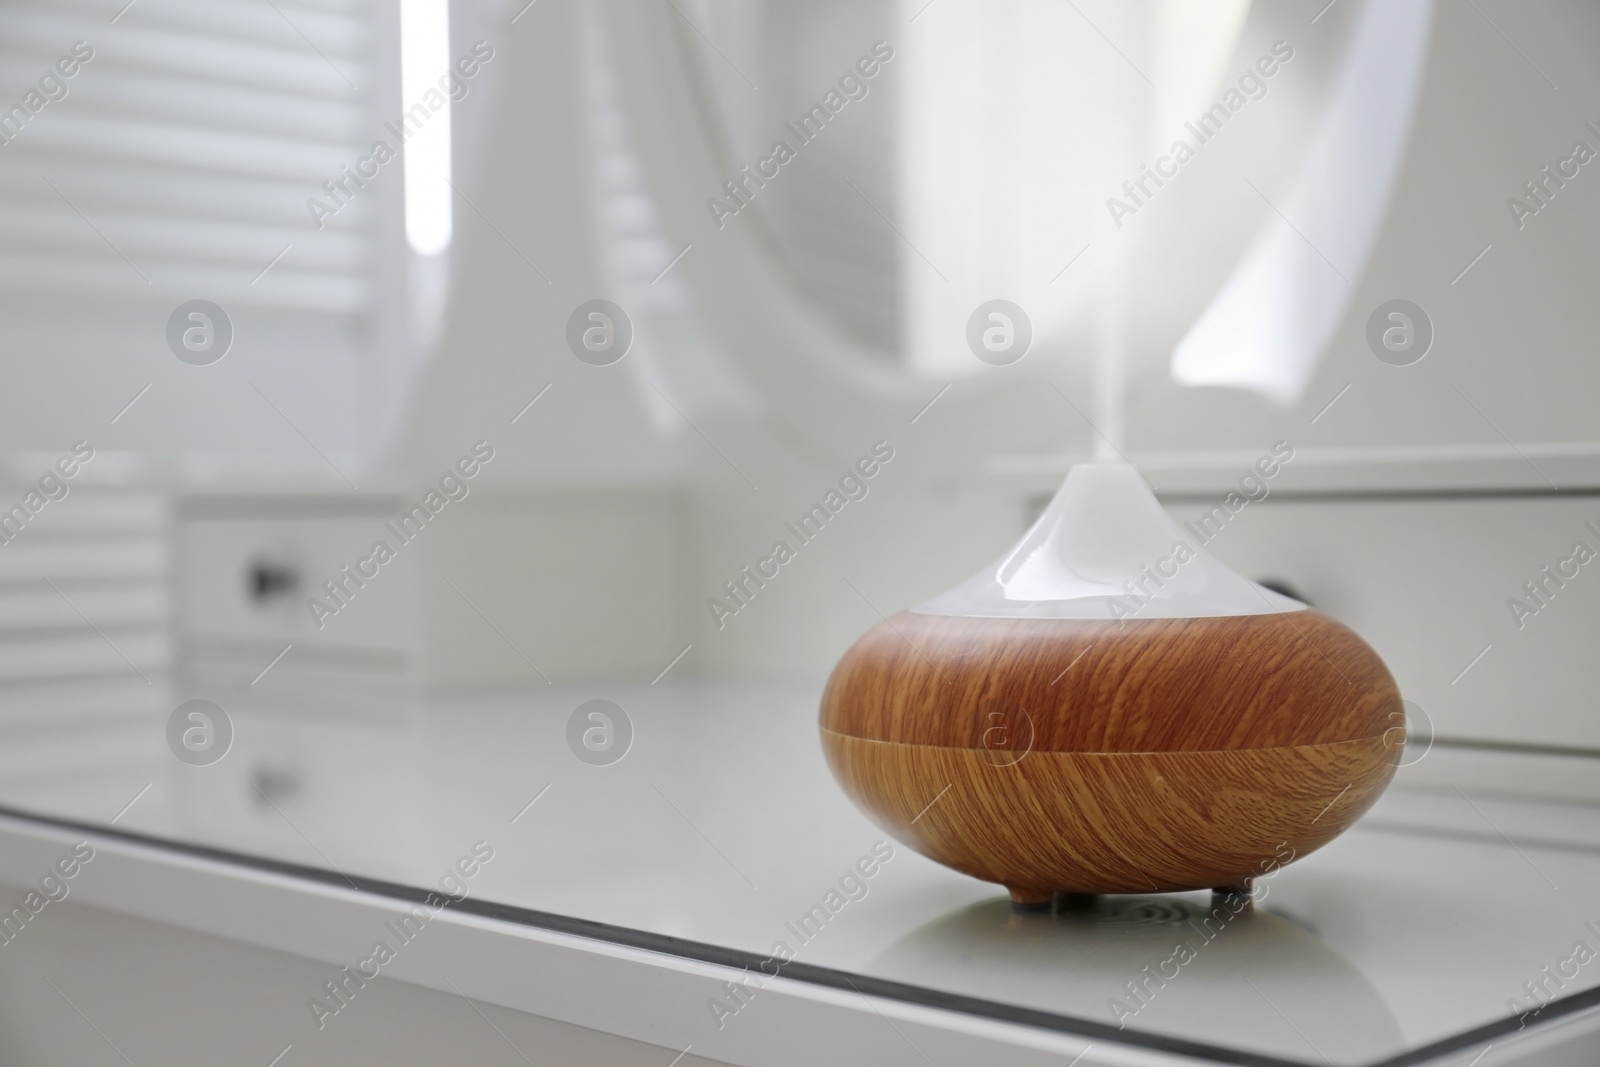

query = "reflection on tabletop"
[0,678,1596,1065]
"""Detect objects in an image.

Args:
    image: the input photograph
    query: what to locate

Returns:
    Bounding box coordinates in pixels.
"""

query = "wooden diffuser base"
[819,611,1402,899]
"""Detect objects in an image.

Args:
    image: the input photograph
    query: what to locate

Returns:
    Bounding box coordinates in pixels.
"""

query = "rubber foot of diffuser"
[1007,887,1053,912]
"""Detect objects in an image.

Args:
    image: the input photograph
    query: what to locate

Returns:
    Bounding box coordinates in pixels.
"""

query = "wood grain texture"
[822,729,1397,895]
[820,611,1401,752]
[818,608,1403,894]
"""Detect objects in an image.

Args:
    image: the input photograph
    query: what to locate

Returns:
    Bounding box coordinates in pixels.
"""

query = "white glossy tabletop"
[3,676,1597,1067]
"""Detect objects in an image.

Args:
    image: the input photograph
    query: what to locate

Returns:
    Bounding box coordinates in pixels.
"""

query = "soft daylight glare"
[1150,0,1251,141]
[1170,0,1434,403]
[402,0,453,256]
[896,0,1146,379]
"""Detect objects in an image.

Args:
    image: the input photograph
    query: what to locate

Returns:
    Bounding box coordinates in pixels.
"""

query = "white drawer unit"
[174,491,690,690]
[175,497,419,681]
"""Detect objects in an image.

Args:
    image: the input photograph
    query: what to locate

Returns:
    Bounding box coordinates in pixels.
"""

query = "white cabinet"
[174,491,690,690]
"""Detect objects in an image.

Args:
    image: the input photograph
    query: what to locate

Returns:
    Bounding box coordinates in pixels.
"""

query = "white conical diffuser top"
[915,463,1304,620]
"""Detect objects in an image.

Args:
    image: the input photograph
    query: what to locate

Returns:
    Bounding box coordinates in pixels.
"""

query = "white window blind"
[0,0,383,309]
[0,0,408,474]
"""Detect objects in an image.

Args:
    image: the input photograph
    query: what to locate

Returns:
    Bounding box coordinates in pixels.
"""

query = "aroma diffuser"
[820,464,1401,903]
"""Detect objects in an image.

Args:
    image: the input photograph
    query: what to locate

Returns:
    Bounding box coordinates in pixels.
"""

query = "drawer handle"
[248,560,299,603]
